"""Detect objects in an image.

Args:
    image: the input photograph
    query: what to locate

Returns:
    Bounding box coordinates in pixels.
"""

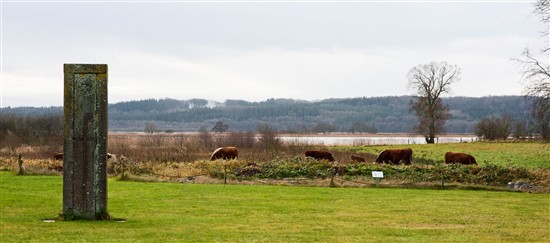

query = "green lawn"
[339,142,550,168]
[1,172,549,242]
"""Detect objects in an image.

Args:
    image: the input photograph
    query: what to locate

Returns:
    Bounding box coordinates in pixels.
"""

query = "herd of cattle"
[53,146,477,166]
[209,146,477,165]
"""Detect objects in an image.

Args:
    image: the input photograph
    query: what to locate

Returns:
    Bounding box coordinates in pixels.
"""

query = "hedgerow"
[180,159,538,187]
[4,156,543,189]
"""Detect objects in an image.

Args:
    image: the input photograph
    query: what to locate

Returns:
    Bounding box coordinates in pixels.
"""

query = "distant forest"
[0,96,534,134]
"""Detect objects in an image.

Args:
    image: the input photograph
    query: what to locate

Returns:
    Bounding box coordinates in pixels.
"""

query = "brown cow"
[445,152,477,165]
[350,155,366,163]
[53,153,63,160]
[305,150,335,162]
[376,148,413,165]
[210,146,239,160]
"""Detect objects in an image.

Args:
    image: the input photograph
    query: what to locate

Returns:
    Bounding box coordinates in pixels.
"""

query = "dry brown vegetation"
[1,132,548,192]
[0,132,374,178]
[106,132,375,163]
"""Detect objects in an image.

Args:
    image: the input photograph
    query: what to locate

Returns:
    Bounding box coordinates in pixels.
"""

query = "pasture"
[2,141,549,190]
[1,172,549,242]
[339,142,550,168]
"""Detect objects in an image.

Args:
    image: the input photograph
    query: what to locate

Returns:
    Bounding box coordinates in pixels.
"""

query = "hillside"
[1,96,532,133]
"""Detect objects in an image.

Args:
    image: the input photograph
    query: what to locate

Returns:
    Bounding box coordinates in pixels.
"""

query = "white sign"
[372,171,384,178]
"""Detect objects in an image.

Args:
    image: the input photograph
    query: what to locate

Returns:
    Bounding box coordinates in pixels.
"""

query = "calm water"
[279,135,478,146]
[110,132,478,146]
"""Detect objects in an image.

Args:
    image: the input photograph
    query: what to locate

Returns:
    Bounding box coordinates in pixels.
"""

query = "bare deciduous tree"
[226,131,255,148]
[410,97,450,143]
[516,49,550,99]
[312,121,335,134]
[475,115,515,141]
[407,61,461,143]
[144,122,158,135]
[532,98,550,139]
[514,0,550,140]
[197,126,213,149]
[257,123,281,153]
[211,121,229,133]
[535,0,550,39]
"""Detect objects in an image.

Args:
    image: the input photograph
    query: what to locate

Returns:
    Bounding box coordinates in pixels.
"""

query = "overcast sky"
[1,0,548,107]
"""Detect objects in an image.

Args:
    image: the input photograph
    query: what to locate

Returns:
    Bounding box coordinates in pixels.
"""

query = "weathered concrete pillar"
[63,64,109,220]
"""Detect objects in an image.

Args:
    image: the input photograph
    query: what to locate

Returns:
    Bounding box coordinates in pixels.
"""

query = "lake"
[109,132,479,146]
[278,134,478,146]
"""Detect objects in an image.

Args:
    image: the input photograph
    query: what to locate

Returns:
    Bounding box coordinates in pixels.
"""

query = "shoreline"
[109,131,477,138]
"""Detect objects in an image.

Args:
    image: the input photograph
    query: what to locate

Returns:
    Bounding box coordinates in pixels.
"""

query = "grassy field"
[1,172,549,242]
[338,142,550,168]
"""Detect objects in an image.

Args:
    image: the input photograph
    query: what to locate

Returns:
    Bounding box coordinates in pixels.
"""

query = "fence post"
[224,162,227,184]
[62,64,109,220]
[120,156,126,179]
[330,165,337,187]
[17,154,24,175]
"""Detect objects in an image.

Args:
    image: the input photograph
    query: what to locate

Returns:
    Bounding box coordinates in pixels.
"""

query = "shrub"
[475,115,514,141]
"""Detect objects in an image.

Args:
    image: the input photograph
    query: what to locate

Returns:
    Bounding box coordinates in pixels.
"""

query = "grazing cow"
[210,146,239,160]
[53,153,63,160]
[305,150,335,162]
[350,155,366,163]
[445,152,477,165]
[376,148,413,165]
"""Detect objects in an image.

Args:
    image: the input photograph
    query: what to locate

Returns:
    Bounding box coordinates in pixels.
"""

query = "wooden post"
[62,64,109,220]
[17,154,24,175]
[330,166,337,187]
[224,162,227,185]
[120,156,126,179]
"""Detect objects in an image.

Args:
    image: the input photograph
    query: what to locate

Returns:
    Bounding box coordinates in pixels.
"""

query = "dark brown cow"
[445,152,477,165]
[305,150,335,162]
[210,146,239,160]
[53,153,63,160]
[376,148,413,165]
[350,155,366,163]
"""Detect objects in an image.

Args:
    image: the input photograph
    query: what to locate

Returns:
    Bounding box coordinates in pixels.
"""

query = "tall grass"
[107,132,377,163]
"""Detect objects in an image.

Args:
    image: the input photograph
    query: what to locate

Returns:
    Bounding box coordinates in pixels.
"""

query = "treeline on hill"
[0,96,533,134]
[108,96,532,133]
